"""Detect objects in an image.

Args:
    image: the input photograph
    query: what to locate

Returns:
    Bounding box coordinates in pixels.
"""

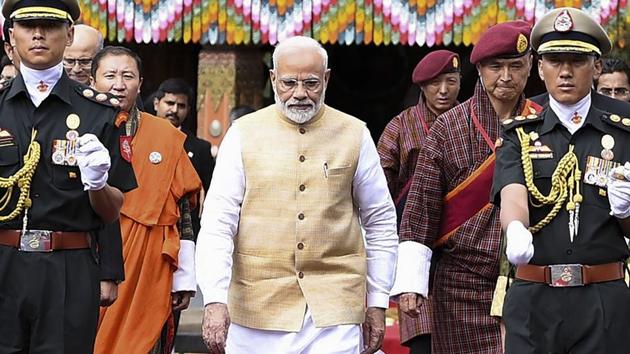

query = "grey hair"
[272,36,328,71]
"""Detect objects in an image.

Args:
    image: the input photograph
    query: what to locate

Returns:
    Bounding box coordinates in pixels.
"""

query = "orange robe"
[94,112,202,354]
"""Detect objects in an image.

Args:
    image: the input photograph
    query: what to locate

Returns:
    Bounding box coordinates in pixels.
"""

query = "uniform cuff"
[389,241,432,298]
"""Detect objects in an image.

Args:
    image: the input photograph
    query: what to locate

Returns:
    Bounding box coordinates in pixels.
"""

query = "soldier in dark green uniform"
[492,7,630,354]
[0,0,136,352]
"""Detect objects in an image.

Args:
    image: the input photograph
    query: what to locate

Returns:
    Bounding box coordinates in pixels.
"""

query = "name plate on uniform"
[583,156,620,187]
[52,139,78,166]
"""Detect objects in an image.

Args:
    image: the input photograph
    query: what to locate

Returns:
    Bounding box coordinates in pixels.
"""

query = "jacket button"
[299,127,306,134]
[297,242,304,250]
[299,184,305,192]
[298,271,304,279]
[298,213,305,220]
[299,155,305,162]
[566,249,573,255]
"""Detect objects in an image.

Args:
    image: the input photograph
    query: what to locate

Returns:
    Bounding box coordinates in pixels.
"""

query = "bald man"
[63,24,103,84]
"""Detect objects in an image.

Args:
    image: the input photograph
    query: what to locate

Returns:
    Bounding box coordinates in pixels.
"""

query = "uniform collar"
[548,92,590,134]
[540,91,608,135]
[7,66,73,106]
[19,62,64,107]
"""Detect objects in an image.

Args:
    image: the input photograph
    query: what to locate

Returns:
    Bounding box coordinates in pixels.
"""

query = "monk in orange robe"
[90,47,202,354]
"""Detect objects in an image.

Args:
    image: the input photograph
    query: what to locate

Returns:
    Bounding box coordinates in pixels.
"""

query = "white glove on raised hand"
[608,163,630,219]
[76,134,110,191]
[505,220,534,266]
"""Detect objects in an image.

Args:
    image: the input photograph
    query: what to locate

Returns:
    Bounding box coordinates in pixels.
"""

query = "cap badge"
[554,10,573,32]
[452,57,459,68]
[516,34,528,53]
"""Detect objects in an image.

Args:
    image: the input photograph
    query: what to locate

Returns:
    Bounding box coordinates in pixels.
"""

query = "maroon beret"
[470,20,533,65]
[412,50,460,84]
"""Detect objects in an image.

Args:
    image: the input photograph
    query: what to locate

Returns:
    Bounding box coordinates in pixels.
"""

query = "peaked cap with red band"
[470,20,533,65]
[412,50,460,84]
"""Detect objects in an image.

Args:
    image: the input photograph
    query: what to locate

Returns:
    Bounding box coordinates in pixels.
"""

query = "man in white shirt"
[196,36,398,354]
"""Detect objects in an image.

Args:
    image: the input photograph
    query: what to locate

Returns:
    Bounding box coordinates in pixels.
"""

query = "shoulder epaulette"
[601,113,630,133]
[74,85,119,107]
[500,113,543,131]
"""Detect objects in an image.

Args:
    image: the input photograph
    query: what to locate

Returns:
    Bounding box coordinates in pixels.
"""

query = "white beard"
[274,89,326,124]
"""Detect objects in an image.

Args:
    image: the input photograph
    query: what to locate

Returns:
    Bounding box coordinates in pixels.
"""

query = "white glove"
[608,162,630,219]
[505,220,534,266]
[76,134,110,191]
[173,239,197,292]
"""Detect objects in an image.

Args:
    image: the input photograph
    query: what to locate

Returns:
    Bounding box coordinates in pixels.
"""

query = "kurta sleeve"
[377,115,402,198]
[399,117,447,246]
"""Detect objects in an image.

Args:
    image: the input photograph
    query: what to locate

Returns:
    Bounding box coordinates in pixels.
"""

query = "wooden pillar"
[196,47,264,155]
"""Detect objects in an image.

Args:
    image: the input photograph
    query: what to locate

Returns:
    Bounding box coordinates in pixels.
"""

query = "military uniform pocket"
[52,166,83,190]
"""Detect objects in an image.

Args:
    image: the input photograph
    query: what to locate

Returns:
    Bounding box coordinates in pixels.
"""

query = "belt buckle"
[549,264,584,287]
[19,230,53,252]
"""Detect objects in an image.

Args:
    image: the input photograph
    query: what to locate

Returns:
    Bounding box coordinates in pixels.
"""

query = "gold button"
[298,271,304,279]
[299,155,305,162]
[298,213,305,220]
[297,242,304,250]
[610,114,621,122]
[299,184,306,192]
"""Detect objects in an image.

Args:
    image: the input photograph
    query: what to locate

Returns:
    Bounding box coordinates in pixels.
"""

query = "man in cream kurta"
[196,36,398,354]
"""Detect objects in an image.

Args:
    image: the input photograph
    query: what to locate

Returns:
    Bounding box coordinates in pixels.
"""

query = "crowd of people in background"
[1,1,629,354]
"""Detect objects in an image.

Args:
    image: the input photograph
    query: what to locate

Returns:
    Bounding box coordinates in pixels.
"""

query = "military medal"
[66,114,80,130]
[149,151,162,164]
[584,156,621,187]
[600,134,615,161]
[66,130,79,141]
[52,150,64,164]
